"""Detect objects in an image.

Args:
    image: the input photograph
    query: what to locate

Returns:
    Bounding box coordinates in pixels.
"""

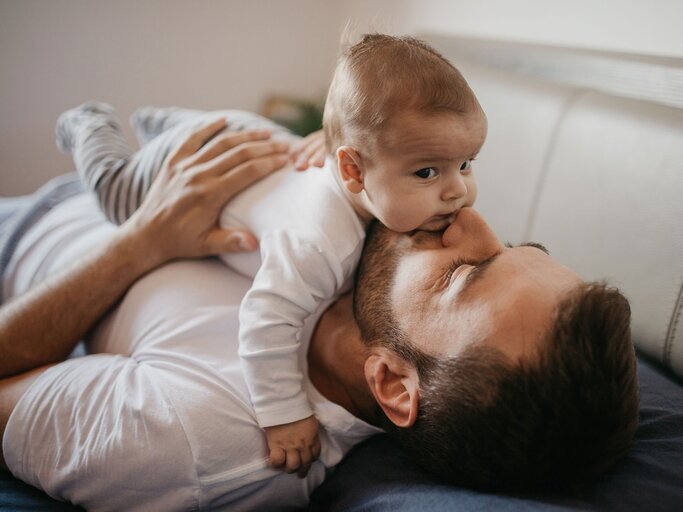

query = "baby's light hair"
[323,34,482,156]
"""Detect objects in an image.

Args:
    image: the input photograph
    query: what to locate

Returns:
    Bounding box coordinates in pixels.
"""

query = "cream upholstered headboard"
[427,35,683,378]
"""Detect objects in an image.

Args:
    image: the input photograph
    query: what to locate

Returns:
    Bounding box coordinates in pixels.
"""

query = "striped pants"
[56,102,294,225]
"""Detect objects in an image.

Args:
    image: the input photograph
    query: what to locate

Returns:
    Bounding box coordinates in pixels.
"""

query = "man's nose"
[440,171,468,202]
[442,207,503,255]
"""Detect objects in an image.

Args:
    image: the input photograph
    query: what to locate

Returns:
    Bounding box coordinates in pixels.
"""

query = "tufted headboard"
[428,35,683,377]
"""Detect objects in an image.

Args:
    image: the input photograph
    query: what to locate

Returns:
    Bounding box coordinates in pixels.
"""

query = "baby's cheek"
[378,203,424,232]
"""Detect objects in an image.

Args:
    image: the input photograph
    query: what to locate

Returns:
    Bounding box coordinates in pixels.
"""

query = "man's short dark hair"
[355,234,639,491]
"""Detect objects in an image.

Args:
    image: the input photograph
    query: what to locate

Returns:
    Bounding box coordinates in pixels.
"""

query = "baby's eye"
[460,160,472,172]
[415,167,438,179]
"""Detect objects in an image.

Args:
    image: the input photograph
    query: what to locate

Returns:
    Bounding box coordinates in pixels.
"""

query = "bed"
[2,35,683,511]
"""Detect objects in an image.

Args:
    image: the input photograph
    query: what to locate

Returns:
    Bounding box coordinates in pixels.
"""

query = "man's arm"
[0,119,289,467]
[0,118,288,377]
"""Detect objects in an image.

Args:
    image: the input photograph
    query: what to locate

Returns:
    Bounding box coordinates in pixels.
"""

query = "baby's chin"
[381,213,456,233]
[417,214,456,232]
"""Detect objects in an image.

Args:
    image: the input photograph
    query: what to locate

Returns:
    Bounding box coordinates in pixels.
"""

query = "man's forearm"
[0,119,289,379]
[0,227,161,378]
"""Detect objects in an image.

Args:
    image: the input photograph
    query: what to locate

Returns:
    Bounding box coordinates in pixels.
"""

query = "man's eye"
[415,167,438,179]
[460,160,472,172]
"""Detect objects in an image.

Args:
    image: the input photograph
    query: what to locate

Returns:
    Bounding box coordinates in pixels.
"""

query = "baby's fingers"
[269,447,286,469]
[291,130,326,170]
[312,437,322,461]
[297,445,315,479]
[310,146,326,168]
[284,449,302,474]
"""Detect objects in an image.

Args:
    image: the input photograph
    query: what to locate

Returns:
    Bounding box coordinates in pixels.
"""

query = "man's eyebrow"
[504,241,550,255]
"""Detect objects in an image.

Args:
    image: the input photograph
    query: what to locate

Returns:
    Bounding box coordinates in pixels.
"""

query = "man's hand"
[126,118,290,268]
[290,130,326,170]
[264,415,321,478]
[0,119,289,380]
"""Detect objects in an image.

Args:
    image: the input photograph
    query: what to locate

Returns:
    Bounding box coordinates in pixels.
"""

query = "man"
[0,126,638,510]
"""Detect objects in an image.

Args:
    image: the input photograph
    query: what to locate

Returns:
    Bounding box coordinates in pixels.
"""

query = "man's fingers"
[203,140,290,178]
[284,449,301,474]
[269,447,286,469]
[217,153,289,200]
[182,129,273,169]
[165,118,226,169]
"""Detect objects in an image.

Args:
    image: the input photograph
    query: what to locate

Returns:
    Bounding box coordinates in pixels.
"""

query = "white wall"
[338,0,683,58]
[0,0,341,195]
[2,0,682,195]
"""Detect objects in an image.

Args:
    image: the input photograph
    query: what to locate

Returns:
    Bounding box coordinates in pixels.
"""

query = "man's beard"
[354,222,443,368]
[353,221,409,351]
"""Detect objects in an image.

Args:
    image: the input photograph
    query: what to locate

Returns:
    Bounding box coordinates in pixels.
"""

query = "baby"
[56,34,487,476]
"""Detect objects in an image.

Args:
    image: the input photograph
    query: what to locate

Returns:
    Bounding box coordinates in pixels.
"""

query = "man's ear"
[336,146,365,194]
[364,347,419,428]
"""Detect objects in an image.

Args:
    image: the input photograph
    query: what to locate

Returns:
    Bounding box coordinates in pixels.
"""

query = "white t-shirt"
[2,194,381,511]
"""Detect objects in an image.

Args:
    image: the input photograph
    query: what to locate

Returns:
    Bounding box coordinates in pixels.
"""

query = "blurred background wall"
[2,0,682,195]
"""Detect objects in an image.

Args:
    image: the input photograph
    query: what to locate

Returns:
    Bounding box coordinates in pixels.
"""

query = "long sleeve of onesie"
[238,228,358,427]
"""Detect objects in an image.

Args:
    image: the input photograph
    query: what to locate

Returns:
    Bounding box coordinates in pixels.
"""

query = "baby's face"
[362,110,486,232]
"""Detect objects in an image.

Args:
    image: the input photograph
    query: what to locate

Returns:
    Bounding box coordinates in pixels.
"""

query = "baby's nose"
[441,172,468,201]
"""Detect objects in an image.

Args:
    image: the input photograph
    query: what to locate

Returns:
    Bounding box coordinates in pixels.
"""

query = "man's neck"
[307,292,378,424]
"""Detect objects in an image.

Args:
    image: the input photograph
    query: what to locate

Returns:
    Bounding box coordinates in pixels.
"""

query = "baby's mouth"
[435,211,458,224]
[420,215,454,232]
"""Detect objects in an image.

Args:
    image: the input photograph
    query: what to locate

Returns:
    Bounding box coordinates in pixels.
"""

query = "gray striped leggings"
[56,102,294,225]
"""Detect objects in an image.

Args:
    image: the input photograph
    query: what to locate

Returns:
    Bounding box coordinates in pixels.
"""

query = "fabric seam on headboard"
[522,89,586,241]
[664,273,683,367]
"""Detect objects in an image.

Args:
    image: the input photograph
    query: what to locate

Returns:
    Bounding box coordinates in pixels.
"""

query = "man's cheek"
[391,259,428,310]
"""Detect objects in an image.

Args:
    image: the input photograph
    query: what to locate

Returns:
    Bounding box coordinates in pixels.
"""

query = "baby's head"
[323,34,487,232]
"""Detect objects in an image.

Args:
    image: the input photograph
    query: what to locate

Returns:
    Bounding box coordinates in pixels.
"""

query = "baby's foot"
[56,101,118,154]
[130,106,181,145]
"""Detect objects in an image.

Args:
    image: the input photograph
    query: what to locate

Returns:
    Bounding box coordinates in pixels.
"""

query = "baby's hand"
[264,415,321,477]
[290,130,326,170]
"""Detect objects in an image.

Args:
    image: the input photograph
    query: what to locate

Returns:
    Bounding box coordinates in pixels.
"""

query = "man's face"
[357,207,582,362]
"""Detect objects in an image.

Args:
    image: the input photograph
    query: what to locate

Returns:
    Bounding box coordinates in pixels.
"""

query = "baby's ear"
[336,146,364,194]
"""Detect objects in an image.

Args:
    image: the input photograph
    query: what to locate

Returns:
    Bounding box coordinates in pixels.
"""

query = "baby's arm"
[239,230,345,476]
